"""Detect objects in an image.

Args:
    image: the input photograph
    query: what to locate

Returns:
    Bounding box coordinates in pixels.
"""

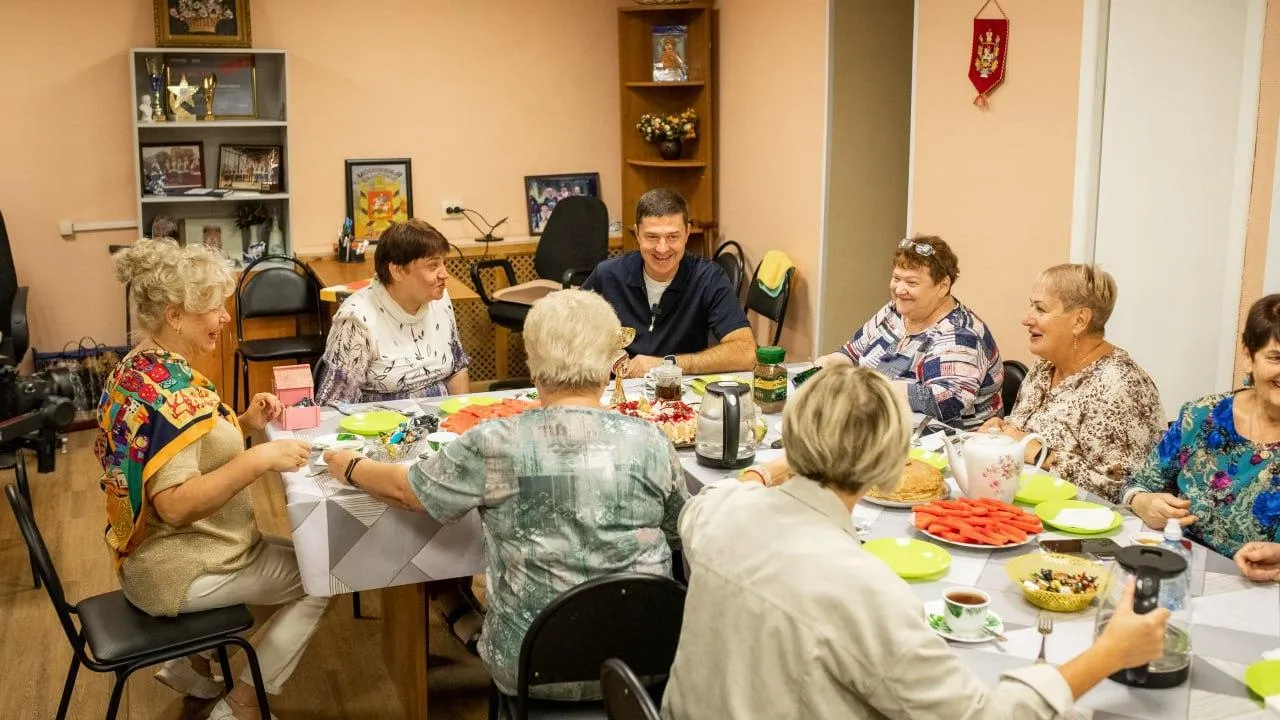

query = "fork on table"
[1035,613,1054,664]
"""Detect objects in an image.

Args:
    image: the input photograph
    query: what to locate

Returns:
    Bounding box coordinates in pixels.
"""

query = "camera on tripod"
[0,358,78,473]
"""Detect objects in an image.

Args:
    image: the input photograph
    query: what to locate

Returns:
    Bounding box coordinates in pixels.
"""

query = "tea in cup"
[1128,532,1164,547]
[942,587,991,636]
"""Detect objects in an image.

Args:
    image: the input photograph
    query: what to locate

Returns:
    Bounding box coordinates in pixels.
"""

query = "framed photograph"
[182,217,240,262]
[165,54,257,118]
[345,159,414,242]
[218,145,283,192]
[523,172,601,235]
[141,142,205,193]
[153,0,252,48]
[653,25,689,82]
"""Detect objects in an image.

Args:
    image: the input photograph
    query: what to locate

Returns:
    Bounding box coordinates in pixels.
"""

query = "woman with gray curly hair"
[322,289,689,699]
[99,238,326,720]
[663,365,1172,720]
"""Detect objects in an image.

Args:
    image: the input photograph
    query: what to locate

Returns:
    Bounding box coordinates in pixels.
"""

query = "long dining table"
[265,372,1280,720]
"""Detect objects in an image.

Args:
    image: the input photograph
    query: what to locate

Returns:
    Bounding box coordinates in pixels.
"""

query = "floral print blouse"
[1124,392,1280,559]
[1006,348,1164,503]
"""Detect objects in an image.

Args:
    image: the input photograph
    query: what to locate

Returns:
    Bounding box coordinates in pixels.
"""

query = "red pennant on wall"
[969,0,1009,110]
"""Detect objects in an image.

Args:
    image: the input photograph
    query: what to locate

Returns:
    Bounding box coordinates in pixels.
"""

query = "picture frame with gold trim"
[153,0,252,48]
[345,159,414,243]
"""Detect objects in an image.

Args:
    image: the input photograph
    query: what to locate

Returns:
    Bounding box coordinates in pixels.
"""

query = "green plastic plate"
[438,396,502,415]
[1244,659,1280,699]
[338,410,408,436]
[862,538,952,579]
[908,448,948,471]
[1015,471,1078,505]
[1034,499,1122,535]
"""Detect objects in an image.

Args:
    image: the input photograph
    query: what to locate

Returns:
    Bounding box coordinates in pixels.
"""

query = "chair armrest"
[561,269,592,289]
[470,259,517,306]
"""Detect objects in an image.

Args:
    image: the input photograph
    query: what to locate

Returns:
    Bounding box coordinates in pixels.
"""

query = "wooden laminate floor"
[0,431,492,719]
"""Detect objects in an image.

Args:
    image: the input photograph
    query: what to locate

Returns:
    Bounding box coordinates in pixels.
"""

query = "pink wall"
[911,0,1084,364]
[0,0,621,350]
[716,0,829,358]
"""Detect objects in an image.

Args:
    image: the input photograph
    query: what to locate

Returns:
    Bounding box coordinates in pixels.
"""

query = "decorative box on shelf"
[272,364,320,430]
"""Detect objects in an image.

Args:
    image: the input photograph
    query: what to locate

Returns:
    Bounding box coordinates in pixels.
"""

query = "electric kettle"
[695,381,757,469]
[1094,545,1191,688]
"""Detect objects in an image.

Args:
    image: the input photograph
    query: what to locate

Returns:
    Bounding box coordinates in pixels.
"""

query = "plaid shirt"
[407,407,688,697]
[838,300,1003,428]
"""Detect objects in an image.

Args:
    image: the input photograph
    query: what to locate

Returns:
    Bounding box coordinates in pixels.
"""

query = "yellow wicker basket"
[1005,552,1109,613]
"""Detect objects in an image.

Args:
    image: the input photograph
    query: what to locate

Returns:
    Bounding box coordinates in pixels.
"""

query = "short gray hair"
[782,365,910,495]
[524,289,621,393]
[1036,264,1118,335]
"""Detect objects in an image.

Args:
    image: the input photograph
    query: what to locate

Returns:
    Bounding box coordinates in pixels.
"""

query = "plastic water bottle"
[1159,519,1188,610]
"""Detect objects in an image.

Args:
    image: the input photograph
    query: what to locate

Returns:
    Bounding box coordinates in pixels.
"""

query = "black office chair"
[489,378,534,391]
[0,210,30,364]
[4,485,272,720]
[711,240,746,303]
[490,573,686,720]
[745,261,795,347]
[601,658,662,720]
[233,255,326,412]
[1000,360,1029,418]
[472,196,609,334]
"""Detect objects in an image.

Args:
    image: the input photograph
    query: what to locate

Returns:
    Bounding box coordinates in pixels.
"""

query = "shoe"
[154,657,224,700]
[444,604,482,657]
[209,697,278,720]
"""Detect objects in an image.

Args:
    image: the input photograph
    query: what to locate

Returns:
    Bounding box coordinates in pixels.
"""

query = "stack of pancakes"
[868,458,945,503]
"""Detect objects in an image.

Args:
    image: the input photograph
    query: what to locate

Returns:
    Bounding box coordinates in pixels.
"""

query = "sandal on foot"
[444,604,481,656]
[209,697,278,720]
[154,657,223,699]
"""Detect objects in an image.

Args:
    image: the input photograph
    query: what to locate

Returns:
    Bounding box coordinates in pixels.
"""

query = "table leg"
[382,583,430,719]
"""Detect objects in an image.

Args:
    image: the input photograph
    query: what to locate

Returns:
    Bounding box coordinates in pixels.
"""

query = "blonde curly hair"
[113,238,235,336]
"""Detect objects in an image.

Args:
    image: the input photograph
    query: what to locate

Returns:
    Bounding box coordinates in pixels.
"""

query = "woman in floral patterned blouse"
[981,265,1165,503]
[1123,295,1280,559]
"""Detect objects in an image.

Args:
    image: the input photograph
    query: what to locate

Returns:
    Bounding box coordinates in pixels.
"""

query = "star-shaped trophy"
[167,74,198,122]
[610,327,636,406]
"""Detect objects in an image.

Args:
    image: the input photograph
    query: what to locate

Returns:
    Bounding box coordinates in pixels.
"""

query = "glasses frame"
[898,237,935,257]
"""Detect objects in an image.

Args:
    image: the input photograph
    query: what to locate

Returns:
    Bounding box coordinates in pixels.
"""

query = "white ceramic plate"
[913,524,1038,551]
[310,433,366,452]
[924,599,1005,643]
[861,485,952,509]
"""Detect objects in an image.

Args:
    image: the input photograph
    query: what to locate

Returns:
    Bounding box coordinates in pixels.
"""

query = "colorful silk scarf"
[94,349,237,565]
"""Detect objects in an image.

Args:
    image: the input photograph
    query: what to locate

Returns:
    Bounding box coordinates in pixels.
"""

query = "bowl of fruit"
[1005,552,1109,613]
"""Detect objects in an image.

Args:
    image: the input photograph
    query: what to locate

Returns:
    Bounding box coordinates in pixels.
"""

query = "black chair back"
[745,263,795,347]
[5,485,84,657]
[0,210,29,362]
[534,196,609,282]
[1001,360,1028,418]
[515,573,685,713]
[235,255,323,339]
[711,241,746,301]
[601,658,662,720]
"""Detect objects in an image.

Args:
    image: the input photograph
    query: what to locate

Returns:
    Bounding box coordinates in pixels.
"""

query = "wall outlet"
[441,201,464,220]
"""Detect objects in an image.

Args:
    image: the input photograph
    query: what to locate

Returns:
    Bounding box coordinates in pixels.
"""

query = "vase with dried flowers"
[235,201,270,264]
[637,108,698,161]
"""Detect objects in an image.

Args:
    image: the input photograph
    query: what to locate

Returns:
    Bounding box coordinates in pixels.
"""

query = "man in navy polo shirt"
[582,188,755,378]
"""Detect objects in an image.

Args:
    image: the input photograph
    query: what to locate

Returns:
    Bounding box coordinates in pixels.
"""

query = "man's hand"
[623,354,663,379]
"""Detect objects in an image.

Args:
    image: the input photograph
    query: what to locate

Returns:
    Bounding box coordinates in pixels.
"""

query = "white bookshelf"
[129,47,292,265]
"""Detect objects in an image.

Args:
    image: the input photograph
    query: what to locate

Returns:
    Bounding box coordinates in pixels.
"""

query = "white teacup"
[942,586,991,637]
[1128,531,1164,547]
[425,431,458,452]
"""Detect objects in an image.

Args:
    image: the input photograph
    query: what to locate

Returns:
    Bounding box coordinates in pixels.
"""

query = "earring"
[1072,334,1079,353]
[1245,372,1255,388]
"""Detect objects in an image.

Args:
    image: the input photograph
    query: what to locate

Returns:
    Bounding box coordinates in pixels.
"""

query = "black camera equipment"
[0,359,77,473]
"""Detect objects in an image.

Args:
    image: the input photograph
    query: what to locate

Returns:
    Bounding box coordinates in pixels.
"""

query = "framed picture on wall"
[345,158,414,242]
[166,54,257,118]
[218,144,283,192]
[153,0,252,48]
[140,142,205,193]
[523,172,601,235]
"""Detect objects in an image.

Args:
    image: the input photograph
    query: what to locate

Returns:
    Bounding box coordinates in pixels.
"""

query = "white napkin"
[1051,508,1115,531]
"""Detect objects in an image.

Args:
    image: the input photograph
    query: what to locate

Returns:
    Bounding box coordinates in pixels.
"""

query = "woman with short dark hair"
[315,219,469,404]
[1124,293,1280,559]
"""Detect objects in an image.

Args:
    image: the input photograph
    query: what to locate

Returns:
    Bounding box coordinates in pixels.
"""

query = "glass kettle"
[694,381,757,469]
[1093,545,1192,688]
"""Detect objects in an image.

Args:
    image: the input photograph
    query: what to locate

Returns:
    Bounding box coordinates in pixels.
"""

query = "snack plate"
[862,484,952,509]
[913,524,1038,551]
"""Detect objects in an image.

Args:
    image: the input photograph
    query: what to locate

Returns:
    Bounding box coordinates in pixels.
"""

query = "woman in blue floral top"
[1123,295,1280,560]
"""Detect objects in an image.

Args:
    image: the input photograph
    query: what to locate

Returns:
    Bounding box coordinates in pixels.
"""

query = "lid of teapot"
[705,380,750,397]
[1115,545,1187,579]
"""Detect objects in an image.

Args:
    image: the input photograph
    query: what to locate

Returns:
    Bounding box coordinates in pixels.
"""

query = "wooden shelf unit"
[618,3,715,252]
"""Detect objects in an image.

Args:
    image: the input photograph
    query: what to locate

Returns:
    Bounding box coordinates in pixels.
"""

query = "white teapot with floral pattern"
[940,430,1046,503]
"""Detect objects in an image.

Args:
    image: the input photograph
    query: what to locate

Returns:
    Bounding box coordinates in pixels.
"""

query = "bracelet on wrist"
[344,456,364,487]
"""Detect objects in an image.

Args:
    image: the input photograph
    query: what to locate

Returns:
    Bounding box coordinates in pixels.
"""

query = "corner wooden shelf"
[618,4,715,252]
[141,192,291,204]
[626,159,708,168]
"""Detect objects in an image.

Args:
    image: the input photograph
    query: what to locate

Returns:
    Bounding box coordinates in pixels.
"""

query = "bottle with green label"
[753,345,787,414]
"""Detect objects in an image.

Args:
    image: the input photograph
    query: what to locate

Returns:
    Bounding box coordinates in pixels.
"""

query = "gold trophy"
[145,57,167,122]
[168,74,198,122]
[610,327,637,406]
[201,73,218,120]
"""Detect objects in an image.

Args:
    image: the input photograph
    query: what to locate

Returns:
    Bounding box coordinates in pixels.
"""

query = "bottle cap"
[1163,518,1183,539]
[756,346,785,364]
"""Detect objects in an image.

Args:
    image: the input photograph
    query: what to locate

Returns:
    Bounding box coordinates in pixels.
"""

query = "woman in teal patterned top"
[323,289,689,700]
[1123,295,1280,560]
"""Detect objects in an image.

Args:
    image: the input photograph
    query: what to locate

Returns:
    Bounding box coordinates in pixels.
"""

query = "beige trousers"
[181,537,329,695]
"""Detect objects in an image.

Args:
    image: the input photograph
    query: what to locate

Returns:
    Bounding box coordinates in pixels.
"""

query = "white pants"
[180,536,329,695]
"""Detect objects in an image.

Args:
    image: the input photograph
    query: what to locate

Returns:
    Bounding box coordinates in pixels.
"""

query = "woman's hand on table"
[250,439,312,473]
[1235,542,1280,583]
[239,392,284,433]
[1093,577,1171,669]
[1131,491,1198,530]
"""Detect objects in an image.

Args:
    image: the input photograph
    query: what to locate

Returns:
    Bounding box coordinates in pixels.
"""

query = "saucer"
[923,599,1004,643]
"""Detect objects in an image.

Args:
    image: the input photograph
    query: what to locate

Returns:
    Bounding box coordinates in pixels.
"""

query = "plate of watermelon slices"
[910,497,1043,550]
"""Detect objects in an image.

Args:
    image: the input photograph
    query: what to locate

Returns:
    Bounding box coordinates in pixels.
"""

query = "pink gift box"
[272,364,320,430]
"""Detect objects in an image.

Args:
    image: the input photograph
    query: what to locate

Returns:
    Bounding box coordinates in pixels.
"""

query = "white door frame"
[1070,0,1266,392]
[1263,106,1280,294]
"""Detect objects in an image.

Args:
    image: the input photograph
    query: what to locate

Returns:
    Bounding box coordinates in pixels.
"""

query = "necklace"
[1051,340,1108,386]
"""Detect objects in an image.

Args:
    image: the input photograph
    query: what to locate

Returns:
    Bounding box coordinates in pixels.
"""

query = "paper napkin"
[1052,508,1115,531]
